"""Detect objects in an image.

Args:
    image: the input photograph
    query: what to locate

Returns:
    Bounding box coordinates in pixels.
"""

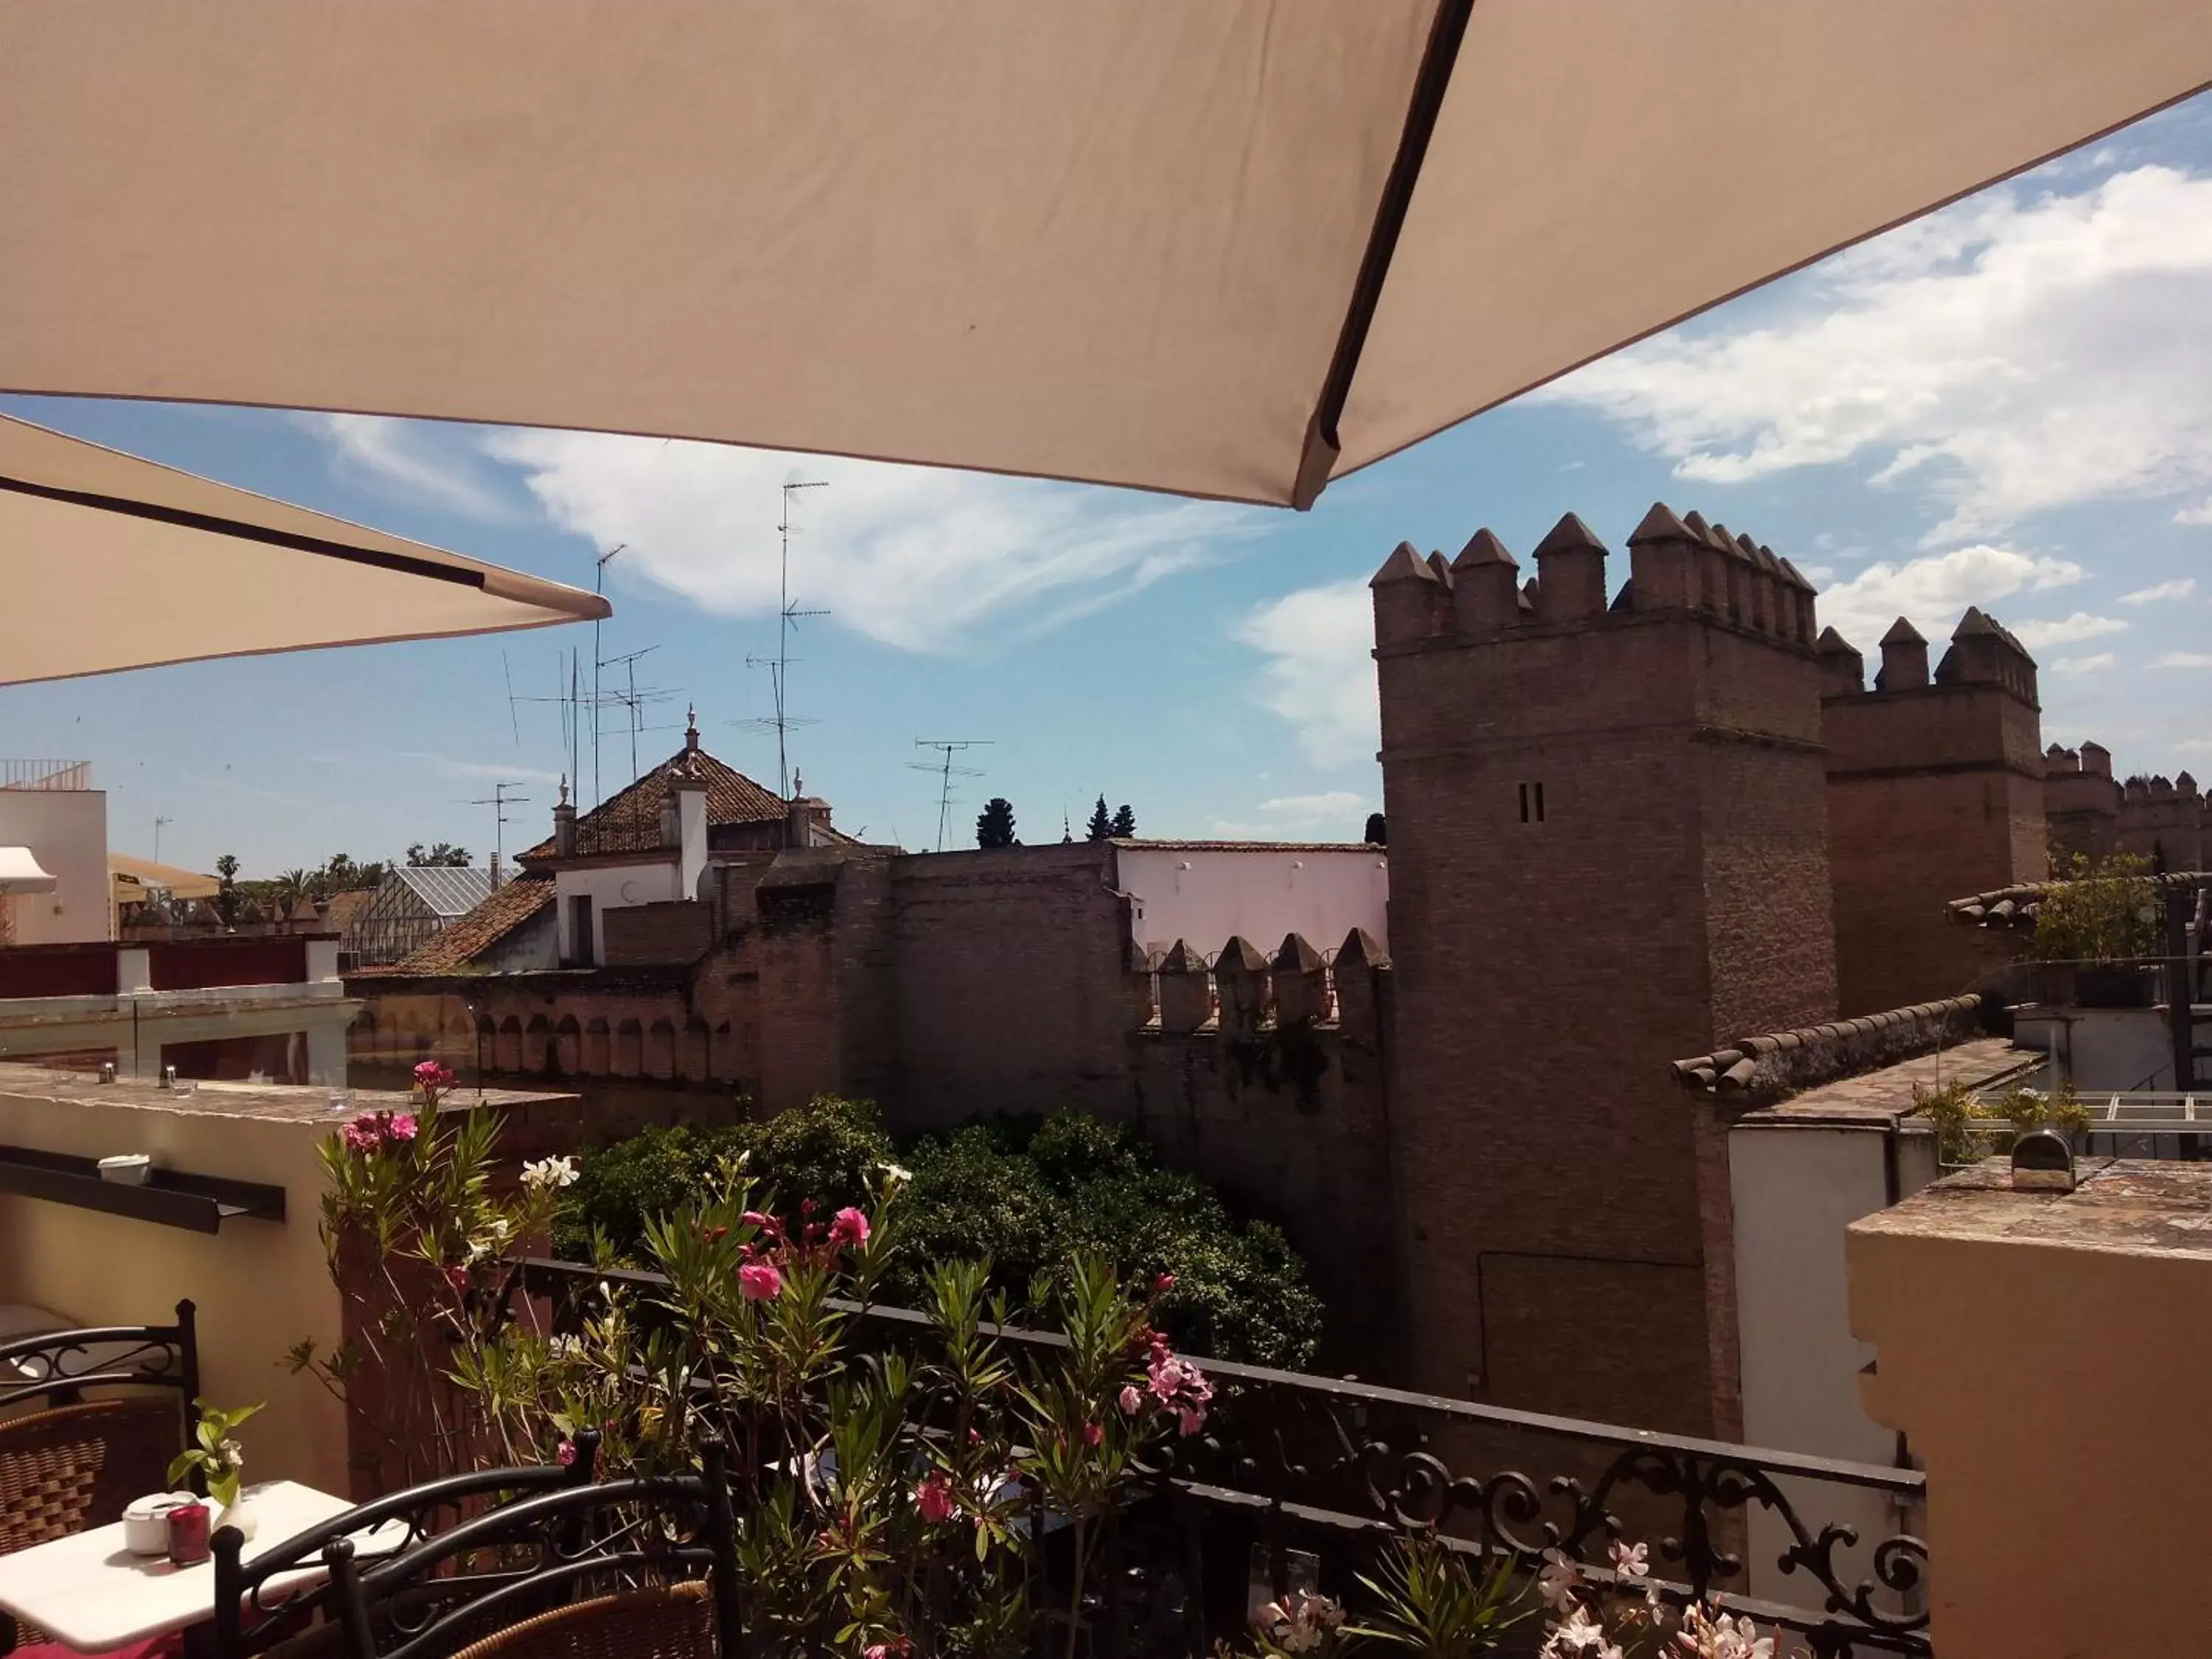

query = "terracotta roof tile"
[372,873,555,975]
[518,745,788,863]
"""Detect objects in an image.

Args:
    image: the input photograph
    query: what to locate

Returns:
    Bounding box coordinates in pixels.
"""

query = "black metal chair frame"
[0,1296,201,1461]
[321,1442,738,1659]
[209,1433,605,1658]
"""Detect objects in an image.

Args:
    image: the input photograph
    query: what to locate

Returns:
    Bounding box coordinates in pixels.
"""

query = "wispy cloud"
[2156,653,2212,669]
[397,753,563,785]
[296,414,518,523]
[2053,653,2116,676]
[1531,164,2212,546]
[1208,789,1375,840]
[1231,580,1377,768]
[2008,613,2127,650]
[479,431,1253,655]
[2120,577,2197,605]
[1812,546,2082,652]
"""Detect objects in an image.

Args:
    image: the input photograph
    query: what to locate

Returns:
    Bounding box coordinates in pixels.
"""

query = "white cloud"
[479,430,1251,654]
[2176,738,2212,754]
[2177,500,2212,526]
[2053,653,2116,676]
[2007,613,2127,649]
[1208,790,1374,840]
[1231,580,1377,768]
[1813,545,2082,653]
[298,413,518,522]
[2157,653,2212,669]
[2120,577,2197,605]
[1533,165,2212,546]
[398,753,564,785]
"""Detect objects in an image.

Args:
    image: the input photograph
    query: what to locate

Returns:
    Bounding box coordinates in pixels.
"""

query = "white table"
[0,1479,408,1654]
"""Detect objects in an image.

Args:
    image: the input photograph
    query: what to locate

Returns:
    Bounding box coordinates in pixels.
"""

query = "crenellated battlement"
[1371,502,1817,654]
[1131,927,1391,1043]
[1820,608,2039,708]
[2046,742,2208,866]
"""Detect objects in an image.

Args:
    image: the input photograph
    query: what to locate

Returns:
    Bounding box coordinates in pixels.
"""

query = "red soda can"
[166,1498,212,1566]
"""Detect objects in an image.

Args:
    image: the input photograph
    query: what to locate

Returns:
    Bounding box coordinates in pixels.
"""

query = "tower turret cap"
[1816,625,1859,656]
[1880,617,1927,646]
[1370,540,1439,585]
[1709,521,1753,560]
[1452,527,1517,569]
[1627,501,1696,544]
[1532,511,1607,557]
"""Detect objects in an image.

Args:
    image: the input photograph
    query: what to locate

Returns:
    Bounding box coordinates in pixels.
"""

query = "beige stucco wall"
[1115,844,1388,959]
[0,1080,347,1495]
[1851,1160,2212,1659]
[0,787,111,943]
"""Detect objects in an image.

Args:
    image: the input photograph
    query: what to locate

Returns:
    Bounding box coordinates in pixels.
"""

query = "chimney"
[669,753,711,902]
[786,778,831,850]
[1876,618,1930,689]
[552,775,578,858]
[1532,512,1608,621]
[684,702,700,754]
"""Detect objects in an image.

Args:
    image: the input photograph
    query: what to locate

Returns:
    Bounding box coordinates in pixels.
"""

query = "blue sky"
[7,93,2212,877]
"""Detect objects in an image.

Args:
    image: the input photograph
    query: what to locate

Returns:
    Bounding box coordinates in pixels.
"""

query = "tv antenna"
[465,782,532,885]
[909,740,991,852]
[590,545,627,807]
[754,479,830,797]
[506,647,586,789]
[153,815,173,863]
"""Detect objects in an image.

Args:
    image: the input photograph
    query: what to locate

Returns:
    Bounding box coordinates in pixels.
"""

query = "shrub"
[1915,1075,2088,1166]
[556,1098,1325,1367]
[2033,851,2162,964]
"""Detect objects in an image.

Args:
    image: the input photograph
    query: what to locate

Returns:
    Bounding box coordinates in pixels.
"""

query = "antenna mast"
[768,479,830,797]
[466,782,532,886]
[909,740,991,852]
[591,545,627,807]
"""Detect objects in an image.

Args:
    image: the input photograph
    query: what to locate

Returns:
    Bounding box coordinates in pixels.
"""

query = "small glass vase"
[213,1489,258,1543]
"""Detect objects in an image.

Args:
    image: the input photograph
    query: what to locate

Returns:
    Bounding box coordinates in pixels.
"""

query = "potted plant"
[2031,852,2163,1008]
[169,1399,265,1540]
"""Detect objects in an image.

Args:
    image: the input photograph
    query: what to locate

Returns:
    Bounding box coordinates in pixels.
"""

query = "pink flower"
[1082,1422,1102,1447]
[413,1060,455,1088]
[914,1470,955,1524]
[1154,1272,1176,1293]
[738,1262,783,1301]
[829,1206,871,1249]
[1119,1384,1143,1415]
[386,1113,418,1143]
[1178,1406,1206,1437]
[341,1119,380,1153]
[865,1648,888,1659]
[555,1439,577,1467]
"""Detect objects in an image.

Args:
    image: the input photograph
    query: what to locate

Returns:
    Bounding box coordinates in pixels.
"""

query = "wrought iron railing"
[506,1258,1930,1658]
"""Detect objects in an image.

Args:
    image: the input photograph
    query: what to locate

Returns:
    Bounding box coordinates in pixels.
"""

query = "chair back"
[0,1298,200,1553]
[210,1433,602,1659]
[323,1442,737,1659]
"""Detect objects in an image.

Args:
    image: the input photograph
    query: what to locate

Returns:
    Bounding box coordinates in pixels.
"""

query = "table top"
[0,1479,406,1652]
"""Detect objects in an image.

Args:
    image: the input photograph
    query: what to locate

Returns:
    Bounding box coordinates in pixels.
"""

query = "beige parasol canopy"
[2,2,2208,509]
[0,416,609,686]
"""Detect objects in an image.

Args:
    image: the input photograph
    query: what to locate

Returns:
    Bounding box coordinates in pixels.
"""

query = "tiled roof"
[1671,995,1991,1100]
[519,745,789,863]
[387,865,496,917]
[1949,869,2212,928]
[376,874,556,975]
[322,888,377,940]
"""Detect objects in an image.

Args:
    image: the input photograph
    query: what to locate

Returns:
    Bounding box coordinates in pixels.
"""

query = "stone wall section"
[1371,504,1832,1438]
[1821,610,2046,1015]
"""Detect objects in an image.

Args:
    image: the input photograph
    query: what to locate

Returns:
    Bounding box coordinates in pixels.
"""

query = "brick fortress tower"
[1371,504,1835,1436]
[1819,609,2046,1015]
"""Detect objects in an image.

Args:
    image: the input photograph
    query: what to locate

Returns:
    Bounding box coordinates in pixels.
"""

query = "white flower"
[1543,1604,1621,1658]
[218,1439,244,1470]
[1537,1551,1583,1612]
[521,1155,579,1191]
[1610,1539,1649,1579]
[878,1160,912,1186]
[1674,1605,1773,1659]
[547,1335,584,1361]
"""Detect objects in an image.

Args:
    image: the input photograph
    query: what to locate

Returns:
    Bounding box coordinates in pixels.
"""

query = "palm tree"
[271,868,312,919]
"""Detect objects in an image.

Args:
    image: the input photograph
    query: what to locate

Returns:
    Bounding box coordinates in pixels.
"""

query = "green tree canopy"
[407,842,471,867]
[975,799,1017,849]
[1085,796,1113,842]
[1109,803,1135,838]
[555,1096,1324,1367]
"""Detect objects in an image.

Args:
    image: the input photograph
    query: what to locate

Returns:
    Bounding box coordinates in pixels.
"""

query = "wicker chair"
[210,1434,604,1659]
[0,1303,199,1650]
[322,1445,738,1659]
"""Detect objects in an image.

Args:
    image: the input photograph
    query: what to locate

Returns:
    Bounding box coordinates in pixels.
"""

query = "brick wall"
[1823,640,2045,1015]
[883,843,1133,1130]
[1373,506,1834,1436]
[601,900,712,966]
